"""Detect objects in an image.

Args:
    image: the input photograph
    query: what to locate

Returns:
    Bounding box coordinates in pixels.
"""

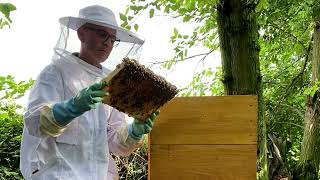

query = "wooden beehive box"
[149,96,257,180]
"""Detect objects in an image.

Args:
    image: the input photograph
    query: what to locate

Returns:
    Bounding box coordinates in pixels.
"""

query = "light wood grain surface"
[150,145,256,180]
[149,96,257,180]
[150,96,257,145]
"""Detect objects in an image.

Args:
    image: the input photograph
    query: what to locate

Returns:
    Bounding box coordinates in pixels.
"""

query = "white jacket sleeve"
[24,64,64,138]
[107,108,144,157]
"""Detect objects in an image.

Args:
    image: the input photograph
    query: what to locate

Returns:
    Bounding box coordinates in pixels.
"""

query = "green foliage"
[0,76,34,180]
[304,81,320,97]
[0,3,16,29]
[114,137,148,179]
[0,103,24,180]
[258,0,314,174]
[293,160,319,180]
[122,0,219,69]
[0,75,34,100]
[180,67,223,96]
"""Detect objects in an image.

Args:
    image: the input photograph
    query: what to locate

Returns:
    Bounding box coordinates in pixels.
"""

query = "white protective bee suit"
[20,5,145,180]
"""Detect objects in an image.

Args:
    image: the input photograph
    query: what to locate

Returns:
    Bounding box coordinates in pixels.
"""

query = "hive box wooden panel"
[148,96,257,180]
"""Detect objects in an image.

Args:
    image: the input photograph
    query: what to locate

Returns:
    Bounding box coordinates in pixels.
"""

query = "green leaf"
[173,27,178,36]
[171,4,179,11]
[149,9,155,18]
[0,20,9,29]
[125,7,130,15]
[256,0,268,12]
[134,24,139,31]
[137,5,144,11]
[156,4,161,10]
[0,3,16,19]
[120,21,128,28]
[183,15,192,22]
[164,5,171,13]
[125,24,131,30]
[5,3,16,11]
[119,13,127,21]
[0,112,9,120]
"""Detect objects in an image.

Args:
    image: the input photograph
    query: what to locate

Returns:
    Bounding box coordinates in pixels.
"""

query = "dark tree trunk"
[216,0,268,179]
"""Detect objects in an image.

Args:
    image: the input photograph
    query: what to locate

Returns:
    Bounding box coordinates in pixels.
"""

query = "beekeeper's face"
[78,23,119,64]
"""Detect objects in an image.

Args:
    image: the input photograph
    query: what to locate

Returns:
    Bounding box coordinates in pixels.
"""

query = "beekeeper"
[20,5,158,180]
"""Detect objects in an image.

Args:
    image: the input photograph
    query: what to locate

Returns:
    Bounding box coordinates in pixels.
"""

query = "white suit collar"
[56,50,111,77]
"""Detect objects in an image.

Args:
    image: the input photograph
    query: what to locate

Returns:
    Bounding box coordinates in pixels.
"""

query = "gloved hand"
[128,111,160,140]
[53,81,108,126]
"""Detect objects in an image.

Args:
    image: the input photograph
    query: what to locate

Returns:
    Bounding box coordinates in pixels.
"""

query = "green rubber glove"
[128,111,160,140]
[52,81,108,126]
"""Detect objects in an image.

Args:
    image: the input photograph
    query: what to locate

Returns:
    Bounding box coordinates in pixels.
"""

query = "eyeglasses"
[84,26,120,46]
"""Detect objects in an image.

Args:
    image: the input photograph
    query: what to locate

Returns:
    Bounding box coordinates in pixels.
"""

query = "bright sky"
[0,0,221,105]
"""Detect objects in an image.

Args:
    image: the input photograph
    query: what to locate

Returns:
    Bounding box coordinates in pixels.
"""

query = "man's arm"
[40,81,108,137]
[24,64,64,138]
[107,109,159,157]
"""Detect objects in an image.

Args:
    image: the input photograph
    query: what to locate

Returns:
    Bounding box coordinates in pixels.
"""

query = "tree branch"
[146,50,214,67]
[267,22,307,51]
[193,50,214,75]
[274,41,312,111]
[263,54,308,86]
